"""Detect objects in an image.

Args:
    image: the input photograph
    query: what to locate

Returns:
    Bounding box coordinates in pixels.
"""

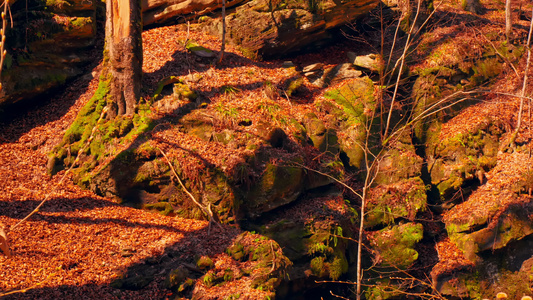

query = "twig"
[0,269,57,297]
[269,241,276,273]
[384,0,423,137]
[509,6,533,149]
[477,28,520,78]
[157,147,222,232]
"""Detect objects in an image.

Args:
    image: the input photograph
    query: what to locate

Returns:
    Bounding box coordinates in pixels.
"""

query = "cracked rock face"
[200,0,379,59]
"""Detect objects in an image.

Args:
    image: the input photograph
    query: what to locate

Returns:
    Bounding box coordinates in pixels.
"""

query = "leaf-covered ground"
[2,0,533,298]
[0,19,356,298]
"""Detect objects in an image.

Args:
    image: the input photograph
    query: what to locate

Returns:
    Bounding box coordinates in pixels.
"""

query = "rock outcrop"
[200,0,379,58]
[0,0,97,107]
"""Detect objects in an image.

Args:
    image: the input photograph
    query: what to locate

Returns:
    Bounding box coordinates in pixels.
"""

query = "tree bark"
[105,0,143,117]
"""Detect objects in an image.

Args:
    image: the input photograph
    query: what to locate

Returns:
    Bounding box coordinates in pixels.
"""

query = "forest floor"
[2,0,533,299]
[0,19,359,299]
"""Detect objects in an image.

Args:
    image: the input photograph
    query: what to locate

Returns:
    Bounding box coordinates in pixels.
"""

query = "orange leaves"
[0,223,10,258]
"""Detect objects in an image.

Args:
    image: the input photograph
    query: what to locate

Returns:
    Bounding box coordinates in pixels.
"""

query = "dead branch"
[509,6,533,149]
[158,148,222,232]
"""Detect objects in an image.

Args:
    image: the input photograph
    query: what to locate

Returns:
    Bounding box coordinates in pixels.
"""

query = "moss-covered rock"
[369,222,423,269]
[166,265,190,289]
[323,76,377,169]
[433,243,533,299]
[0,0,97,107]
[197,256,214,270]
[259,199,355,284]
[201,0,378,58]
[412,31,523,145]
[243,161,305,218]
[426,120,501,202]
[144,201,174,216]
[224,232,292,294]
[365,177,427,228]
[374,131,424,186]
[302,113,339,155]
[445,191,533,261]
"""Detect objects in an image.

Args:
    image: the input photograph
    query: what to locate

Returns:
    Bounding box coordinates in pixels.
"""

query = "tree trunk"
[105,0,143,117]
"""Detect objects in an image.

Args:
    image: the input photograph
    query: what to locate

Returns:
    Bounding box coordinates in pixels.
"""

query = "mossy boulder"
[365,177,427,228]
[433,236,533,299]
[144,201,174,216]
[257,195,356,285]
[444,191,533,262]
[261,218,351,281]
[368,222,423,269]
[166,266,190,289]
[305,220,350,281]
[197,256,214,270]
[374,131,423,186]
[322,76,377,169]
[0,0,97,107]
[201,0,378,58]
[243,162,305,218]
[426,120,501,202]
[302,113,339,155]
[412,32,522,144]
[224,232,292,293]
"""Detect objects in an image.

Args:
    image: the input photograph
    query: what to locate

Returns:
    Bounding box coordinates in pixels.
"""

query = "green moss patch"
[365,177,427,228]
[369,222,423,269]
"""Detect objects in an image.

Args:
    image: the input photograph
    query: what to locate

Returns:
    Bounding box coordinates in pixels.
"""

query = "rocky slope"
[3,0,533,299]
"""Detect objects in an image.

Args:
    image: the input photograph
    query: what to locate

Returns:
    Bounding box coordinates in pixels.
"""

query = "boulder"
[425,120,501,204]
[322,76,376,168]
[201,0,379,58]
[347,52,383,73]
[365,177,427,228]
[306,63,362,87]
[443,152,533,261]
[368,222,423,269]
[0,0,97,107]
[244,162,305,218]
[302,113,339,155]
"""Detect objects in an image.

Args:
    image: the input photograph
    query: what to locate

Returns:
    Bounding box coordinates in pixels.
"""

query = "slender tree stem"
[510,7,533,147]
[384,0,422,138]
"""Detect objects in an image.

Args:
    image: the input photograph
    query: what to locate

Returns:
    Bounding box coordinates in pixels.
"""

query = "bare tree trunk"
[105,0,143,117]
[506,0,512,41]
